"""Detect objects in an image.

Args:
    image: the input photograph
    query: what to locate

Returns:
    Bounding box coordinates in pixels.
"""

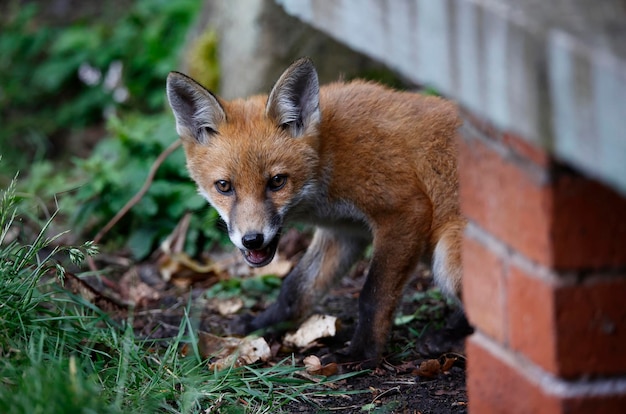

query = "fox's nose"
[242,233,265,250]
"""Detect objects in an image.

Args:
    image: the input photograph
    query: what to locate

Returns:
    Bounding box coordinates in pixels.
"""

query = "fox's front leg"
[349,198,433,367]
[249,227,368,332]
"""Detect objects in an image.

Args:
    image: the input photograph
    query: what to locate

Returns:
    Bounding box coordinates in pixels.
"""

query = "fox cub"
[166,58,464,367]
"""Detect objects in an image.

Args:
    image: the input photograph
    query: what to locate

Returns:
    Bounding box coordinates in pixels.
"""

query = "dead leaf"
[155,213,224,285]
[237,337,271,364]
[395,360,419,374]
[303,355,338,376]
[441,355,458,372]
[197,332,271,370]
[62,272,128,317]
[159,252,221,285]
[208,297,244,316]
[303,355,322,371]
[283,314,337,348]
[252,255,292,278]
[127,281,160,306]
[160,211,191,256]
[198,332,240,358]
[316,362,338,377]
[416,359,441,378]
[118,265,161,307]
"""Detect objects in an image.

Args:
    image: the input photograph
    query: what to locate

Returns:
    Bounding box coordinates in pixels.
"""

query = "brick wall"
[459,112,626,413]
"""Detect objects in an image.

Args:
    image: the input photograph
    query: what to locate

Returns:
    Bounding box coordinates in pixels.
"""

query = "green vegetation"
[205,274,283,309]
[0,180,359,413]
[1,0,198,168]
[0,0,226,258]
[70,113,227,258]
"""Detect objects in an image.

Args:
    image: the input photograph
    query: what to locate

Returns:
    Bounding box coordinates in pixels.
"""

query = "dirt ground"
[79,229,470,413]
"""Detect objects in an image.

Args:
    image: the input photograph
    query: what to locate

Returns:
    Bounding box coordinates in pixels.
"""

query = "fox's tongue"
[246,248,270,265]
[241,231,281,267]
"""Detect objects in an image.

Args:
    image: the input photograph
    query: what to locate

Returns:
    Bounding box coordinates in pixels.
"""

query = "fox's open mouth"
[241,233,280,267]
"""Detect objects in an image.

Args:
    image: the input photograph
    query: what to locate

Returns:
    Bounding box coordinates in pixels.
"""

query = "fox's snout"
[241,233,265,250]
[226,206,282,252]
[229,224,276,250]
[228,223,282,267]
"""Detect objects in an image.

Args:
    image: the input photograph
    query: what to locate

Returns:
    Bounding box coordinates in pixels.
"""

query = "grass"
[0,180,361,413]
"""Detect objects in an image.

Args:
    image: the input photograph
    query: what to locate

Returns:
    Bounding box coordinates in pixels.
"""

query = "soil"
[79,230,471,413]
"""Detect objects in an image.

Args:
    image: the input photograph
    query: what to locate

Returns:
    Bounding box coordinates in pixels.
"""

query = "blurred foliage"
[186,29,220,91]
[71,113,227,258]
[0,0,198,171]
[205,274,283,309]
[0,0,227,259]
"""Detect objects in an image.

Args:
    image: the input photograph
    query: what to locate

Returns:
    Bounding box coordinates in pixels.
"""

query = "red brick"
[508,265,626,378]
[555,277,626,378]
[507,265,558,373]
[459,135,553,265]
[462,235,507,343]
[551,173,626,269]
[459,133,626,271]
[467,335,561,414]
[467,335,626,414]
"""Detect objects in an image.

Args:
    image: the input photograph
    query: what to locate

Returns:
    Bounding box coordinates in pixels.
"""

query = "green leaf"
[127,226,159,259]
[51,26,103,55]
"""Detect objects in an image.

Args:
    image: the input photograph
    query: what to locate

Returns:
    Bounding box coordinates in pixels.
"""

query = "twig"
[87,139,182,272]
[370,386,401,404]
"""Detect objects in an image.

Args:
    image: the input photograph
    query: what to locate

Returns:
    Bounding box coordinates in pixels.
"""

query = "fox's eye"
[201,126,217,136]
[267,174,287,192]
[215,180,233,195]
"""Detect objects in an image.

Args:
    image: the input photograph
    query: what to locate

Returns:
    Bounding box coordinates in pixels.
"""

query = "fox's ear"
[166,72,225,144]
[266,57,320,137]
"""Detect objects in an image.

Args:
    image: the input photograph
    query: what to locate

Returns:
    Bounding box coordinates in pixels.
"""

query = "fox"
[166,57,465,367]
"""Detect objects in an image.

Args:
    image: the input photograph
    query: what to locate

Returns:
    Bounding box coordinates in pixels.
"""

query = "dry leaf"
[209,336,271,371]
[159,252,221,284]
[118,265,161,307]
[127,281,160,306]
[62,272,127,316]
[197,332,271,370]
[155,212,224,285]
[160,211,191,256]
[417,359,441,378]
[283,314,337,348]
[316,363,339,377]
[395,360,419,374]
[252,256,292,278]
[303,355,338,376]
[303,355,323,372]
[211,297,244,316]
[441,355,457,372]
[237,337,271,364]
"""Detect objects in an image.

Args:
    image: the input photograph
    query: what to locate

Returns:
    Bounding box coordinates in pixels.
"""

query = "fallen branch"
[88,139,182,272]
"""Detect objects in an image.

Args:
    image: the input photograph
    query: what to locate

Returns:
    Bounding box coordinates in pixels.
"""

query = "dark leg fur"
[248,228,368,333]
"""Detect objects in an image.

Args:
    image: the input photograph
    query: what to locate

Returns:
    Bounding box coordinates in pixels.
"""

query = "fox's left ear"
[266,57,320,137]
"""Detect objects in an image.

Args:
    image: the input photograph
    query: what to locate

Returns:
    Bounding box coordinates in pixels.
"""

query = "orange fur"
[166,58,464,367]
